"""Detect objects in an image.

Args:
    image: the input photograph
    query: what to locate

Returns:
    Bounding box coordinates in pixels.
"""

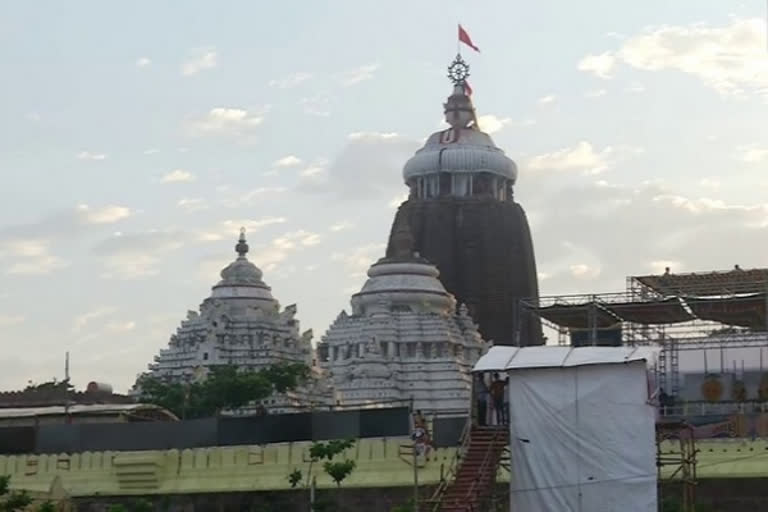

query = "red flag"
[464,80,473,96]
[458,24,480,52]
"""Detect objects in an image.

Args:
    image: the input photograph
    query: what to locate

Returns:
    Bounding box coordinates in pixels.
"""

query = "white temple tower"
[139,229,331,413]
[317,218,487,415]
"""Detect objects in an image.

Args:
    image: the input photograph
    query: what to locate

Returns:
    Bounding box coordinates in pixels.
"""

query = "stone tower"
[386,55,542,346]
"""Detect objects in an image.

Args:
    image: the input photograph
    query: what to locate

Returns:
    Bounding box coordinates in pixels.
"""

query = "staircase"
[426,425,508,512]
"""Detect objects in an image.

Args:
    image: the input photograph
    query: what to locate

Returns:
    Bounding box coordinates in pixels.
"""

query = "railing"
[465,428,505,507]
[422,418,473,512]
[659,400,768,417]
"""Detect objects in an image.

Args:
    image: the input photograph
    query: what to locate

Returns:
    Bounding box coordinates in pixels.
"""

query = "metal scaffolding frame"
[656,421,698,512]
[517,267,768,398]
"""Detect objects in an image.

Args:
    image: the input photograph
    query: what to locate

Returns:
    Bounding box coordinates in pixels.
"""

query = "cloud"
[578,18,768,98]
[584,89,607,98]
[538,95,556,105]
[331,243,386,278]
[737,144,768,163]
[336,63,379,87]
[77,204,131,224]
[527,141,617,175]
[136,57,151,68]
[526,175,768,294]
[187,107,265,137]
[77,151,107,161]
[273,230,321,250]
[72,307,116,333]
[177,198,208,212]
[476,115,511,135]
[236,187,288,205]
[298,133,418,199]
[161,169,195,183]
[273,155,302,167]
[0,315,24,327]
[577,52,616,78]
[300,94,331,117]
[219,217,288,237]
[94,231,185,279]
[143,148,160,155]
[269,72,312,88]
[182,48,217,76]
[106,321,136,333]
[329,221,355,232]
[699,178,721,190]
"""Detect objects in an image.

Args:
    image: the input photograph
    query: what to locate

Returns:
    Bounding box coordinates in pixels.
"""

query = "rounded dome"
[403,129,518,182]
[210,230,275,302]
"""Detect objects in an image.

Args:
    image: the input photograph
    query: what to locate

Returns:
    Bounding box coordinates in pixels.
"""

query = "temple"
[137,230,332,413]
[387,55,542,345]
[317,218,486,414]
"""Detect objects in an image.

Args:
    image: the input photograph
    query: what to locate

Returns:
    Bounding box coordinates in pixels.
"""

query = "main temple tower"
[386,55,542,345]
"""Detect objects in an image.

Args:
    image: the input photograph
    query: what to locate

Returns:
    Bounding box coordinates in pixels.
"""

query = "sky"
[2,1,768,391]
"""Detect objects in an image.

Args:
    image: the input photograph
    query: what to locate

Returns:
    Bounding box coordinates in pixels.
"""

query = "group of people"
[475,372,508,426]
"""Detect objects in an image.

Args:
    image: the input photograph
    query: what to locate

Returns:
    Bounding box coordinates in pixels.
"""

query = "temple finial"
[444,55,477,129]
[235,228,249,257]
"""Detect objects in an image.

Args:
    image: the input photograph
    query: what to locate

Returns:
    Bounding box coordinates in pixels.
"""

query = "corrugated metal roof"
[472,345,659,372]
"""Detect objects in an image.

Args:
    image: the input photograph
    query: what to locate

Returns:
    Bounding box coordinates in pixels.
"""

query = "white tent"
[473,346,658,512]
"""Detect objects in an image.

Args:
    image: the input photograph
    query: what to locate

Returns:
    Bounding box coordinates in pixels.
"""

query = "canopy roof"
[472,345,658,373]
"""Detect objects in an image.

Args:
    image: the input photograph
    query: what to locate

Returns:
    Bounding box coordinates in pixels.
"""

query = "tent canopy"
[472,345,658,373]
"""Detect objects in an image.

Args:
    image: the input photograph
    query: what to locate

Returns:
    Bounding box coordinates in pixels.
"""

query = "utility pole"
[64,352,71,423]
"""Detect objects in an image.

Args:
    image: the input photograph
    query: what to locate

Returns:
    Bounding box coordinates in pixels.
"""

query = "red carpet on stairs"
[429,425,508,512]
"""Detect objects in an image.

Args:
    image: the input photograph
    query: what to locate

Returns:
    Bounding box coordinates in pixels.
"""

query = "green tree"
[287,439,356,512]
[0,475,31,512]
[136,363,309,419]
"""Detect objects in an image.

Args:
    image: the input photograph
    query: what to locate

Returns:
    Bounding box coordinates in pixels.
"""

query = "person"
[475,373,489,426]
[413,409,427,430]
[490,373,507,425]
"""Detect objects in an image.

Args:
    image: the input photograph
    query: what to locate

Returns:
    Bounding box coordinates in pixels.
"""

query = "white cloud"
[388,192,409,208]
[0,315,24,327]
[136,57,151,68]
[0,238,68,276]
[476,115,511,134]
[699,178,721,190]
[331,243,386,277]
[237,187,288,205]
[347,131,399,141]
[73,307,116,333]
[538,95,556,105]
[584,89,607,98]
[336,63,379,86]
[527,141,616,174]
[77,151,107,161]
[106,321,136,333]
[269,72,312,88]
[182,48,217,76]
[300,94,331,117]
[220,217,287,236]
[94,231,185,280]
[6,254,68,275]
[579,18,768,99]
[569,263,601,279]
[177,198,208,212]
[188,107,265,137]
[273,230,322,250]
[161,169,195,183]
[577,52,616,78]
[329,221,355,232]
[143,148,160,155]
[625,83,646,93]
[76,204,131,224]
[737,144,768,163]
[273,155,302,167]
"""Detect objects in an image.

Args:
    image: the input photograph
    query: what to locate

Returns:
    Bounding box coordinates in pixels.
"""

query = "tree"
[136,362,309,419]
[0,475,31,512]
[288,439,357,511]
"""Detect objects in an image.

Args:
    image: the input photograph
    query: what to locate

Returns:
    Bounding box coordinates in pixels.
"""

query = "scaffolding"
[656,421,697,512]
[517,266,768,399]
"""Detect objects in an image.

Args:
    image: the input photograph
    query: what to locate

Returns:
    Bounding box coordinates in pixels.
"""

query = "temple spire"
[390,214,415,259]
[235,227,249,258]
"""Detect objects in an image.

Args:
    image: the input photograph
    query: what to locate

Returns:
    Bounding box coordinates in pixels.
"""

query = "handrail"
[426,418,473,512]
[465,427,504,501]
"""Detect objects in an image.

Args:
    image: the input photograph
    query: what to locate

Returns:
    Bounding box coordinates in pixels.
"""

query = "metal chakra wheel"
[447,54,471,84]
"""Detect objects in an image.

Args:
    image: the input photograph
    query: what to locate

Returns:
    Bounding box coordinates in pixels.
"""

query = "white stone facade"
[140,230,332,413]
[318,221,487,415]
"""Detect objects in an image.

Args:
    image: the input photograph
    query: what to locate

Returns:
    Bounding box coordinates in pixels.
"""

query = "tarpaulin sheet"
[473,345,658,373]
[507,360,656,512]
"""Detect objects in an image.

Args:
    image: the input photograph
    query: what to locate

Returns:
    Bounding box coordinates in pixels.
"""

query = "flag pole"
[457,23,461,56]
